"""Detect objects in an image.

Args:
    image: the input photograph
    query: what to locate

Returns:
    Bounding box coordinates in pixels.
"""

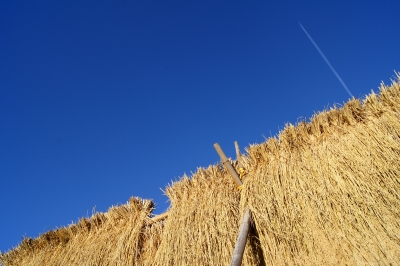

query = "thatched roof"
[2,78,400,265]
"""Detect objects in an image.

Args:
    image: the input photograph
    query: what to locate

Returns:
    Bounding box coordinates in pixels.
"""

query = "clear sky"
[1,1,399,252]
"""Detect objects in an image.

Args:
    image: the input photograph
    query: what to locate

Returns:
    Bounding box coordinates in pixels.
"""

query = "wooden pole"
[234,141,242,167]
[213,143,242,187]
[230,207,251,266]
[150,212,169,223]
[213,142,251,266]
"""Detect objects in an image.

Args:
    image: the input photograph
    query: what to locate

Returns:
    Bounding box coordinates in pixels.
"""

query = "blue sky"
[1,1,399,252]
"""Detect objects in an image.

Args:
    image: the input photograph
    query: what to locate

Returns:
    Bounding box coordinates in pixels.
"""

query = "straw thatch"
[1,78,400,266]
[242,79,400,265]
[0,198,163,266]
[153,167,264,266]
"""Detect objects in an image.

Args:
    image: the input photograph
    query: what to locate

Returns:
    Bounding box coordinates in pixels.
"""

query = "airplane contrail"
[299,23,354,98]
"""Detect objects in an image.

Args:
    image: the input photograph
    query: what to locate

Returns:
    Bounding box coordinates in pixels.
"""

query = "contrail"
[299,23,354,98]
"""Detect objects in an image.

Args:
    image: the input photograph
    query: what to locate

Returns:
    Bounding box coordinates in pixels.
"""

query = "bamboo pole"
[213,142,251,266]
[230,207,251,266]
[147,212,169,224]
[234,141,243,169]
[213,143,242,187]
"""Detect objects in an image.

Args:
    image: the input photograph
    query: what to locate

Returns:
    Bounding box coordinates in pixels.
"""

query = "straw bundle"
[0,197,163,266]
[242,81,400,265]
[153,166,264,266]
[2,78,400,265]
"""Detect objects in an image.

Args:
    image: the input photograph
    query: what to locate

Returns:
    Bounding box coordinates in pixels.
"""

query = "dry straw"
[153,167,264,266]
[1,77,400,265]
[242,79,400,265]
[0,198,163,266]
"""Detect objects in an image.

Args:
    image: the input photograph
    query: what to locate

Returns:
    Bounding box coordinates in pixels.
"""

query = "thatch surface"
[1,79,400,265]
[242,81,400,265]
[153,167,264,266]
[0,198,163,266]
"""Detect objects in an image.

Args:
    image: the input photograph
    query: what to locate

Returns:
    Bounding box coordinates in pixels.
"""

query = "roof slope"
[243,80,400,265]
[2,78,400,266]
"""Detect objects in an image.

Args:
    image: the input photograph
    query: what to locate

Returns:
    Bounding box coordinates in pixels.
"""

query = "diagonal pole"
[231,207,251,266]
[214,143,243,187]
[213,143,251,266]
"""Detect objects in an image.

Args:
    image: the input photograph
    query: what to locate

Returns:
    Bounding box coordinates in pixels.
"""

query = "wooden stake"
[230,207,251,266]
[235,141,245,169]
[147,212,169,224]
[213,142,252,266]
[214,143,242,187]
